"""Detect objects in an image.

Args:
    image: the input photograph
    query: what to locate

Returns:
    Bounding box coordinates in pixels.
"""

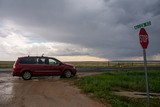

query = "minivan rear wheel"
[22,71,32,80]
[64,70,72,78]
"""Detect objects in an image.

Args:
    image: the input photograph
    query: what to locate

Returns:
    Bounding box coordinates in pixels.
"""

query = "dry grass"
[0,61,14,68]
[68,61,160,68]
[0,61,160,69]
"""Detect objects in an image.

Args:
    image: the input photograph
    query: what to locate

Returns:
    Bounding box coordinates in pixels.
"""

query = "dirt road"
[0,72,106,107]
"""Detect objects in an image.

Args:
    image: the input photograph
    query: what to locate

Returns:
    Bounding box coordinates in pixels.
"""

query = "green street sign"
[134,21,151,30]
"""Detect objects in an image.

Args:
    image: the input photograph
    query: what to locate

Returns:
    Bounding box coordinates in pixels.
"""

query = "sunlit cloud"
[115,54,160,61]
[56,55,108,62]
[149,53,160,60]
[0,20,104,61]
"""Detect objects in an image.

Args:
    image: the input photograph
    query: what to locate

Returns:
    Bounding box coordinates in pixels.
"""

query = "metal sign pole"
[143,49,150,107]
[134,22,151,107]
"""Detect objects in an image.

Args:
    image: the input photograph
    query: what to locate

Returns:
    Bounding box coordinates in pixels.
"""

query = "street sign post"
[134,21,151,30]
[139,28,150,107]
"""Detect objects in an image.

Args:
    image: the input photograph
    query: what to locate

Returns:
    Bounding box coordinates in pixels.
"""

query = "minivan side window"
[48,58,59,65]
[19,57,37,64]
[37,58,46,64]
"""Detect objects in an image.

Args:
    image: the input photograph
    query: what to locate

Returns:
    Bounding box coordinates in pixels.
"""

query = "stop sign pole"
[143,48,149,106]
[134,21,151,106]
[139,28,150,107]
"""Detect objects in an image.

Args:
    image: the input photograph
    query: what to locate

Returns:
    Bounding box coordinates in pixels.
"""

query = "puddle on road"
[0,83,14,104]
[0,73,20,105]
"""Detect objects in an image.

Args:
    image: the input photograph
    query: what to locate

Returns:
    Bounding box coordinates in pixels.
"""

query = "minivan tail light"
[13,61,18,69]
[13,64,15,68]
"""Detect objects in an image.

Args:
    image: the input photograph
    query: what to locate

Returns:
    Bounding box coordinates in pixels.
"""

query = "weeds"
[75,70,160,107]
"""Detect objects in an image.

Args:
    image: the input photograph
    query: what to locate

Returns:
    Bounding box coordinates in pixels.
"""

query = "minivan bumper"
[12,68,20,76]
[12,72,20,76]
[71,68,77,76]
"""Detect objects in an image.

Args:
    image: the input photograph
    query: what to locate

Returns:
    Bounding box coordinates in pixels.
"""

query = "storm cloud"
[0,0,160,60]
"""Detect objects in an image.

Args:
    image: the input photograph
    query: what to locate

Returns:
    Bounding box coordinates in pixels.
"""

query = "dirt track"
[0,72,106,107]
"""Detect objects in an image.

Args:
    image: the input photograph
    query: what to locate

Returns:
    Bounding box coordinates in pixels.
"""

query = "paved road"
[0,72,106,107]
[0,66,160,72]
[0,68,12,72]
[77,67,160,72]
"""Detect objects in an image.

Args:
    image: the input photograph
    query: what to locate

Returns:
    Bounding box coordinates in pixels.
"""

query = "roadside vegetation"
[0,61,14,68]
[75,70,160,107]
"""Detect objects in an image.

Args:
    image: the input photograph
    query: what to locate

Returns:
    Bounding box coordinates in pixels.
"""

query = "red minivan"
[13,56,77,80]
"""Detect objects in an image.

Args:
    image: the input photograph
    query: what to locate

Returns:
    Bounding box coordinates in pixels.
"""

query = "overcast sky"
[0,0,160,61]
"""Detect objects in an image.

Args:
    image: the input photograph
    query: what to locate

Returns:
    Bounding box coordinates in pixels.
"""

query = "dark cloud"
[144,0,160,16]
[0,0,160,59]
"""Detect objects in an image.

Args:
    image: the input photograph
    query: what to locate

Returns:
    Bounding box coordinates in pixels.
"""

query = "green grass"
[75,70,160,107]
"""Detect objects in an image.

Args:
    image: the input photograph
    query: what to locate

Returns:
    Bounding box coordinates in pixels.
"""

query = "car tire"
[64,70,72,78]
[60,75,64,78]
[22,71,32,80]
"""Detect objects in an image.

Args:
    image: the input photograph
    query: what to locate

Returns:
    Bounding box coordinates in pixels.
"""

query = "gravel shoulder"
[0,72,106,107]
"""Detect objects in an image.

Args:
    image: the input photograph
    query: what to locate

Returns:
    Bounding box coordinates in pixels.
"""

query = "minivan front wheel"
[64,70,72,78]
[22,71,32,80]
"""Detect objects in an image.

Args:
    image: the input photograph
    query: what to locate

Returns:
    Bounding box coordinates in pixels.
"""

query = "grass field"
[0,61,14,68]
[68,61,160,68]
[75,70,160,107]
[0,61,160,69]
